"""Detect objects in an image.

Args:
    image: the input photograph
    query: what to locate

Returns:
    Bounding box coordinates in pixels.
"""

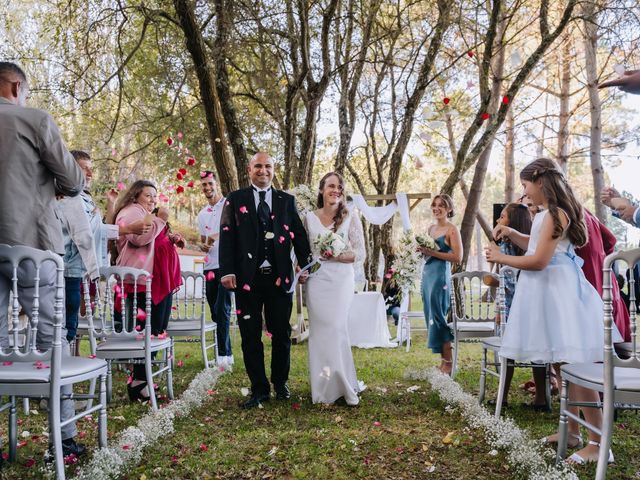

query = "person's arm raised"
[485,212,563,271]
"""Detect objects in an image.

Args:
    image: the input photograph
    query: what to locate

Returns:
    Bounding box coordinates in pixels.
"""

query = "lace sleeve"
[348,211,366,263]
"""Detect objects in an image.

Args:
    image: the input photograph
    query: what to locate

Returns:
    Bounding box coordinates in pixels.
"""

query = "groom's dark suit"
[219,186,312,397]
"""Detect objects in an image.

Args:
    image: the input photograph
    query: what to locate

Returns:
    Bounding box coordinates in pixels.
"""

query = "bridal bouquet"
[388,231,428,298]
[313,231,349,259]
[286,184,317,216]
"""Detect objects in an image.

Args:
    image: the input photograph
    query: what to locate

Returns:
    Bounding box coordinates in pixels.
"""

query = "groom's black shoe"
[275,383,291,400]
[241,393,270,409]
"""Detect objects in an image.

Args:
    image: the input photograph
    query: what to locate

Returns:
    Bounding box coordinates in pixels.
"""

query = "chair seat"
[561,363,640,392]
[166,320,216,334]
[482,336,502,349]
[615,342,639,358]
[451,321,495,333]
[77,319,103,332]
[0,356,107,383]
[96,337,171,353]
[400,311,425,318]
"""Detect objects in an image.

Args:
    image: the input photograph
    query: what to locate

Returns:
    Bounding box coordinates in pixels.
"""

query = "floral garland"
[286,184,317,217]
[70,367,225,480]
[405,368,578,480]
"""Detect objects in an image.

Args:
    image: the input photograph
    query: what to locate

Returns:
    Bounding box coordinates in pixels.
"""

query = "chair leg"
[556,378,570,462]
[106,361,113,403]
[8,396,17,462]
[49,389,65,479]
[98,374,108,448]
[596,392,615,480]
[451,337,459,379]
[478,347,487,404]
[166,346,175,401]
[145,356,158,411]
[494,357,508,418]
[201,330,210,369]
[22,398,29,416]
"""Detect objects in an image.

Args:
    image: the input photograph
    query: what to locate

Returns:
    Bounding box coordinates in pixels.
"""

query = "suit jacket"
[219,187,312,290]
[0,97,84,253]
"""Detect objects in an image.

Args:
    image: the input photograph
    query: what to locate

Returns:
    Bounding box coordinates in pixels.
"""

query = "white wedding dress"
[304,209,366,405]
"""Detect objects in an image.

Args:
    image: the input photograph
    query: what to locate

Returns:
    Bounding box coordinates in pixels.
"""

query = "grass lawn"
[2,314,640,479]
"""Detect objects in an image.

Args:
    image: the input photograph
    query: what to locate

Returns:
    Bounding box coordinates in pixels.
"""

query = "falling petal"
[278,236,285,244]
[265,331,273,338]
[136,308,146,320]
[239,206,248,214]
[117,182,125,191]
[242,284,251,291]
[283,224,289,231]
[222,226,230,231]
[243,315,251,319]
[206,271,215,281]
[177,360,184,368]
[289,231,295,239]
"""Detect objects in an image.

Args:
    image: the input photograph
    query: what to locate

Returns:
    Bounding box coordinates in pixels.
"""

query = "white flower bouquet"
[388,231,426,298]
[313,231,349,259]
[286,184,317,216]
[414,233,439,251]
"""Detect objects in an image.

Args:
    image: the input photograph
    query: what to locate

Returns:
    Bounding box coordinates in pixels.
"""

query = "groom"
[220,152,312,408]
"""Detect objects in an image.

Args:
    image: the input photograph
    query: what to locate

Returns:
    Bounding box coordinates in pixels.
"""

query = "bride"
[304,172,365,405]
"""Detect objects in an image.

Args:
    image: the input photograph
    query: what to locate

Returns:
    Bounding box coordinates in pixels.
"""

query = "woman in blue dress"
[418,194,462,375]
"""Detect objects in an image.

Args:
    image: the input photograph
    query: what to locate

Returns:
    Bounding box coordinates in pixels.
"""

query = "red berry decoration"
[179,168,187,176]
[167,137,173,146]
[176,185,184,194]
[481,112,490,120]
[468,51,474,58]
[176,172,183,180]
[502,96,510,104]
[187,180,194,188]
[187,157,196,166]
[443,97,450,105]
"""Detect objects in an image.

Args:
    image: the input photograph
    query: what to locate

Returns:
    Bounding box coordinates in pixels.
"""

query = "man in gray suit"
[0,61,86,458]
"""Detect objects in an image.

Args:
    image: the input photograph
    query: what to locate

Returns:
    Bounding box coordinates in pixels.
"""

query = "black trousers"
[235,271,293,396]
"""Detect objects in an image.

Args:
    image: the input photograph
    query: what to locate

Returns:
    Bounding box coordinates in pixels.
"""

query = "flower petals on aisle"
[405,368,578,480]
[72,367,225,480]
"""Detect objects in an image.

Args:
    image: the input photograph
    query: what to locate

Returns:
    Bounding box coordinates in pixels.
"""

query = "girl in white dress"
[485,158,618,465]
[304,172,365,405]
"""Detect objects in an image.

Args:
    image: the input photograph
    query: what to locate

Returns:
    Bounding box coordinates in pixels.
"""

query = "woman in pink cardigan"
[112,180,183,402]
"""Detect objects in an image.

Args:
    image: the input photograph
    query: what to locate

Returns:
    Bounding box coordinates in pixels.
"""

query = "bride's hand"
[336,251,355,263]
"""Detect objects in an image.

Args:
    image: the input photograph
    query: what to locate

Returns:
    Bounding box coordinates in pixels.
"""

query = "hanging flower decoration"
[286,184,317,216]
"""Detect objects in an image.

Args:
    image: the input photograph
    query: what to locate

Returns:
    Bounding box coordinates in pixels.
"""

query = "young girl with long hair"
[485,158,621,464]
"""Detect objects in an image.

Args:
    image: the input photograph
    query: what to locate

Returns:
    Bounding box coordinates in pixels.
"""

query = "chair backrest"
[450,271,498,324]
[171,271,206,322]
[603,248,640,369]
[83,266,151,340]
[0,244,64,365]
[497,266,519,335]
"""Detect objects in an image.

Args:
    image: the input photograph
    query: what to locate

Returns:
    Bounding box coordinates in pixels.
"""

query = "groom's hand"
[221,274,236,290]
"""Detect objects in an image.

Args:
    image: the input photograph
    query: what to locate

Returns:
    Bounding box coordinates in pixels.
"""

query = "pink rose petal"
[199,443,208,452]
[289,231,295,239]
[242,284,251,291]
[177,360,184,368]
[136,308,147,320]
[283,224,289,231]
[206,271,215,281]
[239,206,248,214]
[278,236,285,244]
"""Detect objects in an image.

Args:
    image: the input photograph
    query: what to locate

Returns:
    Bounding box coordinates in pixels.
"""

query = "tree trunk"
[173,0,238,194]
[556,33,571,172]
[583,3,606,221]
[214,0,250,187]
[504,105,515,202]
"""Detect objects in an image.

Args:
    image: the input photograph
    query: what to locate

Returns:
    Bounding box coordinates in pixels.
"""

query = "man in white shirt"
[197,171,233,366]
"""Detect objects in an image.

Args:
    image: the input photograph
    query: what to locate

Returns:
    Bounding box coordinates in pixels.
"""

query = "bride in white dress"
[304,172,365,405]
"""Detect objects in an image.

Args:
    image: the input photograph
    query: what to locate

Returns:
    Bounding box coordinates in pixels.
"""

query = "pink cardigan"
[115,203,166,283]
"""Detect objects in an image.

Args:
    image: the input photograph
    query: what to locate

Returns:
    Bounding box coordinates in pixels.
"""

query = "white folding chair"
[396,290,426,352]
[166,271,218,369]
[449,271,499,379]
[84,266,174,410]
[0,245,107,479]
[556,248,640,479]
[482,266,551,417]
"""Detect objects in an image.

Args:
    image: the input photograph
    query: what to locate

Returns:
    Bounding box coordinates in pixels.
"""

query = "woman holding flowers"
[419,194,463,375]
[304,172,366,405]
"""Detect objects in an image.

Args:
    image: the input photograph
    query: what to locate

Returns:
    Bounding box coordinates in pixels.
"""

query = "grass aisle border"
[405,367,578,480]
[63,366,226,480]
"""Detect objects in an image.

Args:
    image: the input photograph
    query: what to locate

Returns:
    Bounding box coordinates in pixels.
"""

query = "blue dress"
[421,235,453,353]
